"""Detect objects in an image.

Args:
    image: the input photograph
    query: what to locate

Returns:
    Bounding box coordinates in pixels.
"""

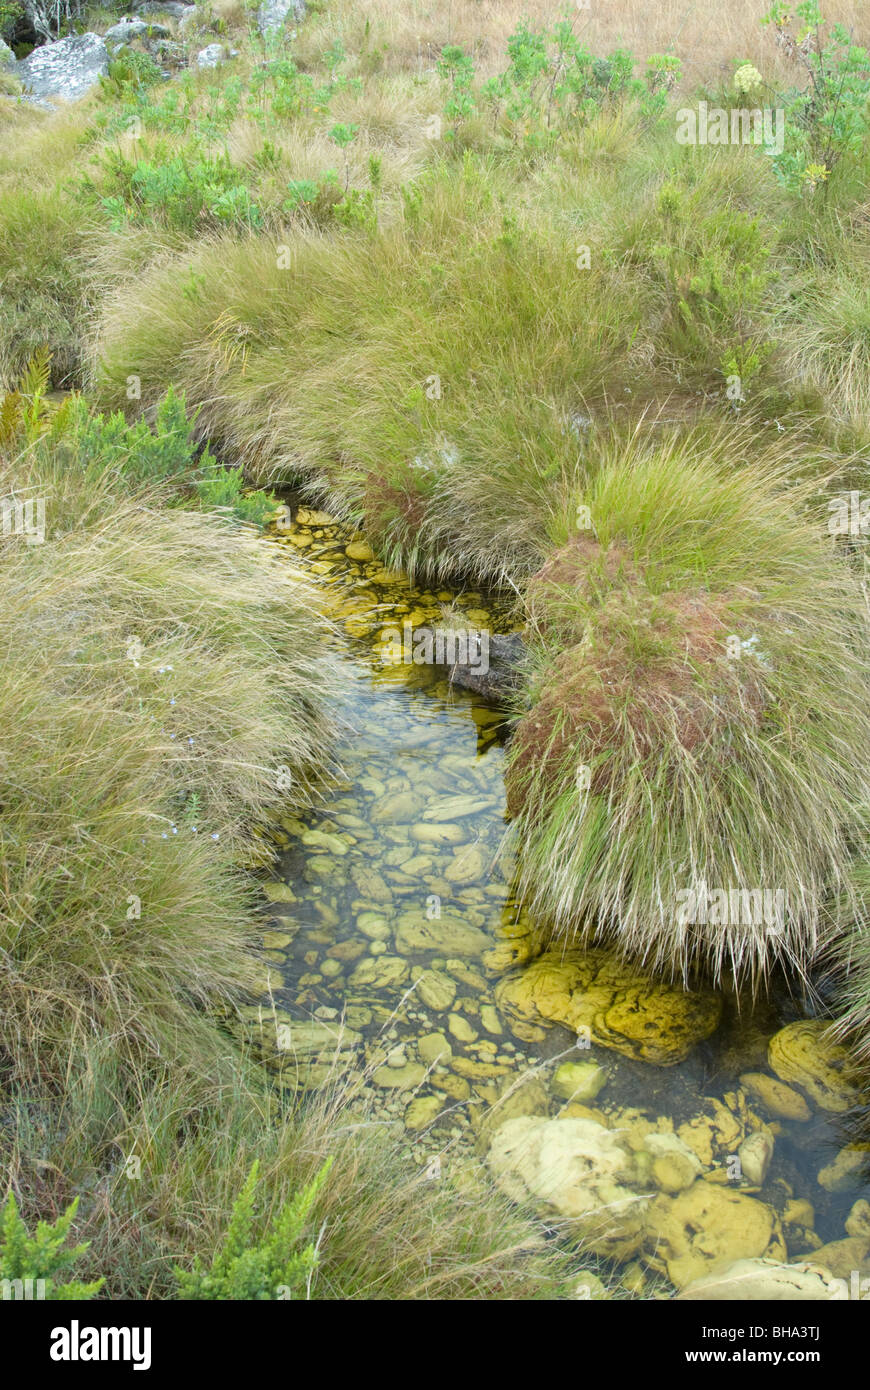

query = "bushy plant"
[175,1158,332,1299]
[762,1,870,191]
[0,1192,104,1299]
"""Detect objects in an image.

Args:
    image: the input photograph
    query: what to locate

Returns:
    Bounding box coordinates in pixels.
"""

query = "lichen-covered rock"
[496,948,722,1065]
[768,1020,861,1112]
[678,1257,842,1301]
[258,0,305,39]
[0,37,15,70]
[104,18,170,46]
[195,43,229,68]
[646,1180,786,1289]
[486,1114,651,1259]
[18,33,108,103]
[738,1070,812,1121]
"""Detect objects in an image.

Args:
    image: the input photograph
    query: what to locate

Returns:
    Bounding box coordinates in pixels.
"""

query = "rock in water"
[18,34,108,103]
[486,1115,651,1259]
[448,631,526,702]
[768,1019,861,1112]
[677,1257,843,1301]
[258,0,305,39]
[647,1181,786,1289]
[496,947,722,1065]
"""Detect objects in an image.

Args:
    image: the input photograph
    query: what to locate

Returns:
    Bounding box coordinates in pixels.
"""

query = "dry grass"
[296,0,867,86]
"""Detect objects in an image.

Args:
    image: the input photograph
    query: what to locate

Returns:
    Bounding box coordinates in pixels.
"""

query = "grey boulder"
[258,0,305,39]
[17,33,108,103]
[104,18,171,45]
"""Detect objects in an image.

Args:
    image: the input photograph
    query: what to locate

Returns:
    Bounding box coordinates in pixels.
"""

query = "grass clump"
[504,423,870,983]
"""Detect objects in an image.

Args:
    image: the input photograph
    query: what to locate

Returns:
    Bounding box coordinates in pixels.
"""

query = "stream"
[246,501,870,1296]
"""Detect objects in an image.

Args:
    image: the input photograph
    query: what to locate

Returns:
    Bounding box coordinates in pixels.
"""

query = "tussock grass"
[504,422,870,984]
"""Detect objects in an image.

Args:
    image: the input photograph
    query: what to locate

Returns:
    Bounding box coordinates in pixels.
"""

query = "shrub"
[175,1158,332,1299]
[0,1193,104,1299]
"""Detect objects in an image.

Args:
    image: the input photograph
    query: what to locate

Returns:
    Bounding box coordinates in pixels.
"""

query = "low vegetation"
[1,0,868,1294]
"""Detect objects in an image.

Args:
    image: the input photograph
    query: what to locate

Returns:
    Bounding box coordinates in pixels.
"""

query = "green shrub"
[0,1193,104,1300]
[762,2,870,192]
[175,1158,332,1299]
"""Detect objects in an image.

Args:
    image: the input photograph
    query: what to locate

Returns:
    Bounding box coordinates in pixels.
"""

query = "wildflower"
[802,162,829,192]
[734,63,763,94]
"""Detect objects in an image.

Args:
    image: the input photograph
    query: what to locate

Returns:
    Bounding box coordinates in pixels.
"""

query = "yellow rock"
[404,1094,444,1130]
[647,1180,786,1289]
[794,1236,870,1279]
[846,1200,870,1238]
[296,507,337,526]
[768,1020,861,1113]
[677,1098,743,1166]
[430,1072,471,1101]
[346,540,375,562]
[817,1145,869,1193]
[487,1115,651,1259]
[496,948,721,1065]
[738,1071,812,1122]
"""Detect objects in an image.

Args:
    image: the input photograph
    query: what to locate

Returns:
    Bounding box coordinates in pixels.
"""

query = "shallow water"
[255,503,869,1293]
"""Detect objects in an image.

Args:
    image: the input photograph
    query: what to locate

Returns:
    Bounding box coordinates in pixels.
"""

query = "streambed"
[244,502,870,1297]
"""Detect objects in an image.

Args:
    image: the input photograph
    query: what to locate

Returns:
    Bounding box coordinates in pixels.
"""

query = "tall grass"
[504,421,870,983]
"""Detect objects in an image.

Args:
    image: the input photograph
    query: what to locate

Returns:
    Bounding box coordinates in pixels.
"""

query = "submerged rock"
[486,1115,651,1259]
[448,631,526,703]
[18,34,108,104]
[817,1144,869,1193]
[646,1180,786,1289]
[496,948,722,1065]
[738,1129,775,1186]
[552,1061,607,1103]
[395,910,489,957]
[678,1257,842,1301]
[768,1020,861,1113]
[738,1070,811,1122]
